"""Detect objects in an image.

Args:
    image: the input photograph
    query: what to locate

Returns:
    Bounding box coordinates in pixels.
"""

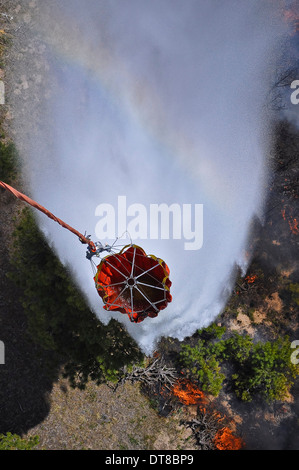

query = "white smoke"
[14,0,289,353]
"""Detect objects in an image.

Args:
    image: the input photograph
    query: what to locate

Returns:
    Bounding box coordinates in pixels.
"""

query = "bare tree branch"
[114,358,178,392]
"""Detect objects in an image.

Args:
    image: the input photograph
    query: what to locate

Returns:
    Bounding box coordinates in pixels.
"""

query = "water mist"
[13,0,289,353]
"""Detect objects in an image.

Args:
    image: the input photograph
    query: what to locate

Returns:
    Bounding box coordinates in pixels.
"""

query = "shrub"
[232,336,299,402]
[288,283,299,306]
[0,433,39,450]
[0,141,19,183]
[179,339,225,396]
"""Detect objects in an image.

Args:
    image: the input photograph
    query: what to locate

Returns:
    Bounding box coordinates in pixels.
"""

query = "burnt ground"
[0,0,298,451]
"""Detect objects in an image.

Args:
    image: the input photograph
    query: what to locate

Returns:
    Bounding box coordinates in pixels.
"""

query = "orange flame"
[289,218,299,235]
[282,208,287,221]
[170,378,244,450]
[171,379,207,406]
[214,427,244,451]
[281,207,299,235]
[245,275,258,284]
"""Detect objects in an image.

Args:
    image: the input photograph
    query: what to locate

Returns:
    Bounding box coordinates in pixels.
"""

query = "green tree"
[199,323,226,340]
[179,339,225,396]
[232,337,299,402]
[215,332,253,364]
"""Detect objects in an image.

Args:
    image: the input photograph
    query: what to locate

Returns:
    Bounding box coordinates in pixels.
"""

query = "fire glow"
[171,379,244,451]
[214,428,244,451]
[171,379,207,406]
[245,275,258,284]
[281,207,299,235]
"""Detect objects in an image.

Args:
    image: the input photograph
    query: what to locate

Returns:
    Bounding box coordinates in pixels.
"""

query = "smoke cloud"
[14,0,289,353]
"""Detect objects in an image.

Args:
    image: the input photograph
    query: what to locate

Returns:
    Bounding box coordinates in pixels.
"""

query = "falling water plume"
[11,0,290,353]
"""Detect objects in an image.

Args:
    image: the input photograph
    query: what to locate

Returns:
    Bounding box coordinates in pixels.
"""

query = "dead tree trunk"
[114,358,178,392]
[182,405,229,450]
